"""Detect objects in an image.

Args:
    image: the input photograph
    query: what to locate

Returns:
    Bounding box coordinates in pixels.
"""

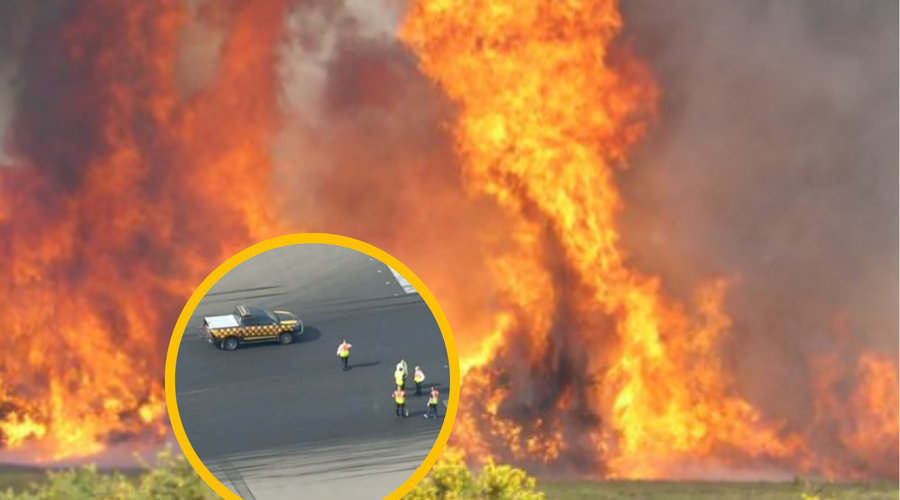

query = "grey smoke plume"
[0,1,59,164]
[617,0,898,428]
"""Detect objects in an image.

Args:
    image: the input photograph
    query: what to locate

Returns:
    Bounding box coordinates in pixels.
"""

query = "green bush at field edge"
[0,448,214,500]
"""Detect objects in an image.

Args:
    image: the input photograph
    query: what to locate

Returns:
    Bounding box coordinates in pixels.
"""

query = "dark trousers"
[427,404,438,418]
[415,381,422,396]
[396,403,406,417]
[341,356,349,370]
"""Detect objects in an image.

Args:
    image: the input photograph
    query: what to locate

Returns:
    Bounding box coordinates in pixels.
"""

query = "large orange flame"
[400,0,897,479]
[0,0,289,462]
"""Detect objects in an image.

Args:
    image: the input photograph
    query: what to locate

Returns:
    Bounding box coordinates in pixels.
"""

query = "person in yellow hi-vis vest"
[413,366,425,396]
[395,359,408,389]
[392,387,408,418]
[425,387,440,419]
[394,368,405,390]
[336,340,352,371]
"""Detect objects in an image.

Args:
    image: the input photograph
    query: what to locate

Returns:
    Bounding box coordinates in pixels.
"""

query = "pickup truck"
[199,305,304,351]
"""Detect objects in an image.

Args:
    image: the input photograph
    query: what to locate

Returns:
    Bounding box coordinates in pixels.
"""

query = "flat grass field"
[0,465,897,499]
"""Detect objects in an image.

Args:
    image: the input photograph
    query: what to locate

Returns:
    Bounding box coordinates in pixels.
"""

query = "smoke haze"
[617,0,898,419]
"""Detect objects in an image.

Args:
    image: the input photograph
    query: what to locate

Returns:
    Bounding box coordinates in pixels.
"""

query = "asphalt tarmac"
[174,244,450,500]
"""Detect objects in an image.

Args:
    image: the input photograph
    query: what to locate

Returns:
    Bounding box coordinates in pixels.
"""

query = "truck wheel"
[223,337,239,351]
[278,332,293,345]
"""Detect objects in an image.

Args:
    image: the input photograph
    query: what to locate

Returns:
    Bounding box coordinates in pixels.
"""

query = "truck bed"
[205,314,240,329]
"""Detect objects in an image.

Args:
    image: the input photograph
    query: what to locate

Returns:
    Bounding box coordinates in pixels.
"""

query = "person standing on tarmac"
[336,340,352,371]
[392,387,407,418]
[396,359,408,389]
[413,366,425,396]
[425,387,440,419]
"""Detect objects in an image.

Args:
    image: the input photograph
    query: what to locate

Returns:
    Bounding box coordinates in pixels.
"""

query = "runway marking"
[178,387,221,397]
[219,461,257,500]
[443,399,449,408]
[387,266,418,295]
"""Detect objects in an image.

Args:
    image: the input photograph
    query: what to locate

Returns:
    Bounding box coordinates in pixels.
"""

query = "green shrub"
[406,459,546,500]
[0,448,214,500]
[133,448,211,500]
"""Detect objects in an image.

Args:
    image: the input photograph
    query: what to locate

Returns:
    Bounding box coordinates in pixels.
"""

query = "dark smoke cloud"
[617,0,897,423]
[0,1,57,65]
[0,1,67,164]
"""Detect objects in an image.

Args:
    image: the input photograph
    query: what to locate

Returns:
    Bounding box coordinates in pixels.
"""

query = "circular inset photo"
[165,234,459,500]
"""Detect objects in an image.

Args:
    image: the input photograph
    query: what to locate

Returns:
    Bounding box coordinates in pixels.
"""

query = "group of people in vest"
[335,340,441,419]
[393,359,440,419]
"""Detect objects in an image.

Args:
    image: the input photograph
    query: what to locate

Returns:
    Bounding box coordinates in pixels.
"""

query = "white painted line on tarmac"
[179,387,221,397]
[387,266,418,295]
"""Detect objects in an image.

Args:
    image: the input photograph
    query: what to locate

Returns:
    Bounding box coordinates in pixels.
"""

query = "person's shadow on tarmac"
[346,360,381,370]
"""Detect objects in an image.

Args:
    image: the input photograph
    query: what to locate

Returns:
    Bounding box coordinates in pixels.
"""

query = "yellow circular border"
[165,233,460,500]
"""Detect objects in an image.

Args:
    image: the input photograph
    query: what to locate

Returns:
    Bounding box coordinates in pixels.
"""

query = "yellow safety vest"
[414,371,425,383]
[394,391,406,404]
[395,372,405,386]
[428,396,438,405]
[339,344,350,357]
